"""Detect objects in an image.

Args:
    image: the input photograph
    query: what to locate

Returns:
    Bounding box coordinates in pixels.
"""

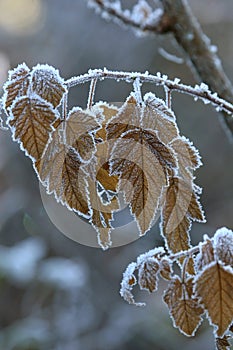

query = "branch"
[89,0,233,139]
[65,68,233,115]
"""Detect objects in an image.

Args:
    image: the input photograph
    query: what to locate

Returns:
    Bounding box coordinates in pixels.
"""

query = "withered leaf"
[36,131,89,217]
[87,163,119,250]
[213,227,233,267]
[143,93,179,145]
[164,276,203,336]
[159,258,173,280]
[138,258,160,292]
[120,262,145,306]
[31,64,67,108]
[65,107,100,161]
[8,95,59,161]
[170,136,202,178]
[106,94,140,141]
[215,335,231,350]
[110,127,176,235]
[195,262,233,336]
[161,176,205,274]
[4,63,30,111]
[195,236,215,272]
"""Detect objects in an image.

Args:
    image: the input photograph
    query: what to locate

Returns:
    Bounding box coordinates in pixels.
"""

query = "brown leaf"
[159,258,173,280]
[31,64,67,108]
[106,94,141,141]
[143,93,179,144]
[138,258,160,292]
[213,228,233,267]
[8,95,59,161]
[87,163,119,250]
[195,236,215,272]
[111,129,176,235]
[164,276,203,336]
[195,262,233,336]
[170,299,204,336]
[4,63,30,111]
[161,176,205,274]
[215,335,231,350]
[65,107,101,161]
[36,130,90,217]
[120,262,145,306]
[171,136,202,178]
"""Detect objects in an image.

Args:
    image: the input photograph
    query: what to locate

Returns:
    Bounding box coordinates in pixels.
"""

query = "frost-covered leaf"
[87,162,119,250]
[91,102,119,191]
[161,176,204,274]
[164,276,203,336]
[138,257,160,292]
[65,107,101,162]
[36,131,90,217]
[170,136,202,178]
[8,95,59,161]
[31,64,67,108]
[195,262,233,336]
[109,94,177,235]
[159,258,173,280]
[215,335,231,350]
[120,262,145,306]
[213,227,233,267]
[3,63,30,112]
[143,93,179,144]
[195,236,215,272]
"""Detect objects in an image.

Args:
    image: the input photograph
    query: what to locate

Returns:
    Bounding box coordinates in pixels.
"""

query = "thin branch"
[89,0,233,138]
[62,91,68,121]
[65,68,233,115]
[88,0,171,34]
[164,86,172,109]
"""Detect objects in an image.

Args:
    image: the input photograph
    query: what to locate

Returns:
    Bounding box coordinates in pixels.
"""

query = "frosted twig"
[88,0,168,34]
[164,86,172,109]
[65,69,233,115]
[87,78,98,110]
[62,91,68,121]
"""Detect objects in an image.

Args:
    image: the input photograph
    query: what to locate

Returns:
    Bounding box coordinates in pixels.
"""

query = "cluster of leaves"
[120,227,233,348]
[2,63,205,254]
[1,63,232,348]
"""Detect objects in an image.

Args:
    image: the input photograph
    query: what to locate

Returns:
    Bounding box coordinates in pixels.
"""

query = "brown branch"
[89,0,233,139]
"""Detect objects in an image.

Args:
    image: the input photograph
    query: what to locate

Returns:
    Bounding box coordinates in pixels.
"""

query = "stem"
[164,87,172,109]
[62,92,68,121]
[87,78,98,110]
[168,245,200,261]
[65,68,233,115]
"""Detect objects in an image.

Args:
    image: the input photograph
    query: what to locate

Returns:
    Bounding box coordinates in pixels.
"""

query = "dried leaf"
[143,93,179,144]
[87,163,119,250]
[8,95,59,161]
[164,276,203,336]
[110,127,176,235]
[138,258,160,292]
[36,130,90,217]
[3,63,30,112]
[195,236,215,272]
[120,262,145,306]
[215,335,231,350]
[171,136,202,178]
[159,258,173,280]
[213,227,233,267]
[195,262,233,336]
[31,64,67,108]
[106,94,140,141]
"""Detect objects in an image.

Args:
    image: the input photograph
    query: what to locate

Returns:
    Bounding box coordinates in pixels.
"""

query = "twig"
[65,68,233,115]
[89,0,233,138]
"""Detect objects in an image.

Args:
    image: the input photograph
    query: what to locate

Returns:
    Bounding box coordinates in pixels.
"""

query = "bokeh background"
[0,0,232,349]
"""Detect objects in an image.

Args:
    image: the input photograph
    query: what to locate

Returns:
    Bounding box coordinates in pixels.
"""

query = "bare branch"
[89,0,233,138]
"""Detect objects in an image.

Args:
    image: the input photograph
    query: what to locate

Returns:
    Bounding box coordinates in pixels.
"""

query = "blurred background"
[0,0,232,349]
